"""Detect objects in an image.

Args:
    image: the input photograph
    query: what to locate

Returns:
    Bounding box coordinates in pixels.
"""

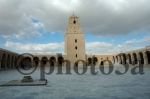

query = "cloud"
[5,41,64,53]
[5,41,114,54]
[85,41,140,54]
[5,38,145,54]
[86,42,112,54]
[0,1,43,40]
[124,36,150,45]
[0,0,150,39]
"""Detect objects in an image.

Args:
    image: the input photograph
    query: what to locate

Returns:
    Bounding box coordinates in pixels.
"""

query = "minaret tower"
[65,13,85,66]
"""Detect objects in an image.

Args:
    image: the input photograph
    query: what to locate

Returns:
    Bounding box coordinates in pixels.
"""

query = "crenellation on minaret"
[66,14,83,34]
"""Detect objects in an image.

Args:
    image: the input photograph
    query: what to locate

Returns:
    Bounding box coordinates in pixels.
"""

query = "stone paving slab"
[0,79,47,86]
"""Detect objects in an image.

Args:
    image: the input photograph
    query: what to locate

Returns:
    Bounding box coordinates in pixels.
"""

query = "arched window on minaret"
[73,20,76,24]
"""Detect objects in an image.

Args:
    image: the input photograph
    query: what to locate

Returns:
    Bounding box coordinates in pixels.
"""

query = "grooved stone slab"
[0,79,47,86]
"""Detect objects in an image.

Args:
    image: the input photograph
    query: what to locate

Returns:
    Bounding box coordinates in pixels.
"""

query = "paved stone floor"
[0,65,150,99]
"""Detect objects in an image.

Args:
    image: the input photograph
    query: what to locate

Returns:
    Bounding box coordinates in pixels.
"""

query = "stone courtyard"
[0,65,150,99]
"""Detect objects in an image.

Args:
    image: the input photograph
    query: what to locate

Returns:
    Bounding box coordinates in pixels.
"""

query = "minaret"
[65,13,85,66]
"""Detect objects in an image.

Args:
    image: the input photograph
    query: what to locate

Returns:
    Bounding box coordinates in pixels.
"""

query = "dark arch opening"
[100,61,104,65]
[116,56,118,62]
[75,63,78,67]
[58,57,64,66]
[93,57,98,65]
[50,57,56,66]
[122,54,127,64]
[1,53,6,69]
[33,57,39,66]
[21,57,31,69]
[139,52,144,64]
[88,58,92,65]
[128,54,132,64]
[119,55,122,64]
[133,53,138,64]
[41,57,48,65]
[73,20,76,24]
[146,51,150,64]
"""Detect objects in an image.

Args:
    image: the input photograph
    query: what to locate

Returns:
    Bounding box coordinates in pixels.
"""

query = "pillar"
[38,60,41,68]
[121,56,123,64]
[137,55,141,66]
[144,54,148,66]
[131,56,135,66]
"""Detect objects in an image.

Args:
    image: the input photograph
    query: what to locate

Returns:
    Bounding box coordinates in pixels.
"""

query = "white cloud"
[124,39,137,45]
[5,41,64,53]
[124,36,150,45]
[85,42,137,54]
[5,40,144,54]
[86,42,112,54]
[5,41,115,54]
[86,35,150,54]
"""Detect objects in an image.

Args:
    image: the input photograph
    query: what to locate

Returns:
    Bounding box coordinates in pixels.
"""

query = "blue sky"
[0,0,150,54]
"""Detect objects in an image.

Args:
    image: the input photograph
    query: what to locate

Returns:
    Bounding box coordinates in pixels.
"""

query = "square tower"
[65,13,85,66]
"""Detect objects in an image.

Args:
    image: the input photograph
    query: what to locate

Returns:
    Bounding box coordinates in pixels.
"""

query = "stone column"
[144,54,148,66]
[115,56,117,62]
[117,56,120,64]
[137,55,141,66]
[131,56,135,66]
[38,60,41,68]
[126,55,128,64]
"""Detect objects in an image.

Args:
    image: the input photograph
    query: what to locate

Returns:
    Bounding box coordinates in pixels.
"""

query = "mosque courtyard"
[0,65,150,99]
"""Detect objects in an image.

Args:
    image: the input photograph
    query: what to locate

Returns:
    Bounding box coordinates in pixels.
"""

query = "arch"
[93,57,98,65]
[58,57,64,66]
[133,53,138,64]
[33,57,39,66]
[7,54,10,68]
[50,56,56,66]
[73,20,76,24]
[88,58,92,65]
[145,51,150,64]
[41,57,48,66]
[21,57,31,69]
[128,54,132,64]
[139,52,144,64]
[1,53,6,69]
